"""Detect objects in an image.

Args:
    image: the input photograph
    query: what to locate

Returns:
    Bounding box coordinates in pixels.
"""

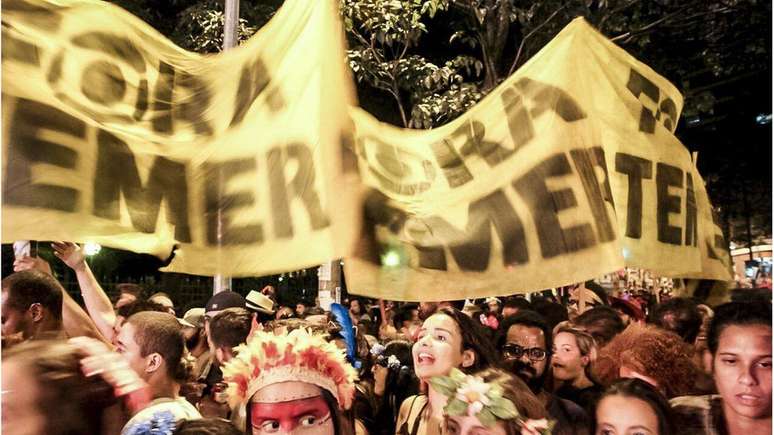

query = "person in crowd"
[150,292,177,316]
[694,304,714,372]
[567,284,606,320]
[52,241,127,343]
[593,378,676,435]
[531,299,569,333]
[261,284,277,304]
[371,340,420,435]
[180,308,209,378]
[431,368,548,435]
[196,307,254,419]
[552,325,604,412]
[396,307,498,435]
[594,324,709,398]
[350,298,367,325]
[2,339,129,435]
[671,301,771,435]
[209,307,254,365]
[198,291,247,399]
[608,297,645,326]
[245,290,275,324]
[174,418,243,434]
[572,307,624,348]
[116,283,144,309]
[502,297,532,318]
[650,297,702,345]
[296,301,308,318]
[222,327,357,435]
[116,311,201,432]
[499,311,590,435]
[486,297,502,316]
[2,270,65,342]
[275,305,296,320]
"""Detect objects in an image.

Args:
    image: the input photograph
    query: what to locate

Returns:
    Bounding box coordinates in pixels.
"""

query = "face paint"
[251,395,334,435]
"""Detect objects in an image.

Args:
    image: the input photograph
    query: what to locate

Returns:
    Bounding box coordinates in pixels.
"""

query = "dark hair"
[2,340,121,435]
[574,306,625,347]
[444,368,545,435]
[209,308,253,350]
[530,299,568,332]
[2,270,63,321]
[116,283,144,297]
[708,301,772,355]
[431,307,498,373]
[127,311,188,382]
[382,340,419,417]
[503,297,532,312]
[174,418,242,435]
[497,310,552,355]
[116,299,168,319]
[593,378,675,435]
[650,298,702,344]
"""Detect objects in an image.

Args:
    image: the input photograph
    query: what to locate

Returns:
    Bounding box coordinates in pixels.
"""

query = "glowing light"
[381,250,401,267]
[83,242,101,256]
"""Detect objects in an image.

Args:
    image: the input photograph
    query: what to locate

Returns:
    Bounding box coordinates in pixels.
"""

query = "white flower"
[387,355,401,369]
[455,376,491,415]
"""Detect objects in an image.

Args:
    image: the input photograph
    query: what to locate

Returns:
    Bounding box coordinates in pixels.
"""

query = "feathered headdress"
[222,328,358,410]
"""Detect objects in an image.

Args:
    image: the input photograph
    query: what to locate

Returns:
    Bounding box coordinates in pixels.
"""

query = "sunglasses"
[501,343,548,361]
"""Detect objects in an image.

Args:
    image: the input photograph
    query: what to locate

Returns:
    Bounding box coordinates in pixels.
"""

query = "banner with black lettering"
[2,0,358,276]
[345,18,732,301]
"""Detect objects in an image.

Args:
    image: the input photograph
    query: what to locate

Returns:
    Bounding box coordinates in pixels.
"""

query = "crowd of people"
[2,242,771,435]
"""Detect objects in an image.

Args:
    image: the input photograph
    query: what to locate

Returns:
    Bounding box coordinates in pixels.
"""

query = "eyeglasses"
[502,343,548,361]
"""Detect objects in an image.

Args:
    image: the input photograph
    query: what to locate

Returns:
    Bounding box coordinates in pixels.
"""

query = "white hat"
[245,290,275,315]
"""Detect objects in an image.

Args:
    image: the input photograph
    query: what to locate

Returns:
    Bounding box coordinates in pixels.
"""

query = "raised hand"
[52,241,86,271]
[13,255,53,276]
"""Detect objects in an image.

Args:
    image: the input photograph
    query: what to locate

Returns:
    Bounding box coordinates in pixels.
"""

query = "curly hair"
[594,324,702,398]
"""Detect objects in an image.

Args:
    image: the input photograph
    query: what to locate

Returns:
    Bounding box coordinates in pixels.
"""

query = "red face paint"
[250,395,333,434]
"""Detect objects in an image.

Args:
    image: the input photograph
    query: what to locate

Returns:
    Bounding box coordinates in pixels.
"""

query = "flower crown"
[430,369,555,434]
[222,328,358,410]
[430,368,520,427]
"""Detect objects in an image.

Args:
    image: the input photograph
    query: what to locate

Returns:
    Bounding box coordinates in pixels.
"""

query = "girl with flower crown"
[221,328,358,435]
[431,368,550,435]
[396,308,499,435]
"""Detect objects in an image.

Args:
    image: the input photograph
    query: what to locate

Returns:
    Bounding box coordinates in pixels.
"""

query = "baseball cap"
[205,291,246,316]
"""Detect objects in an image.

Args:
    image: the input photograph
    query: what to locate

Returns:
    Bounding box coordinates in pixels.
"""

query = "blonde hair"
[554,325,598,381]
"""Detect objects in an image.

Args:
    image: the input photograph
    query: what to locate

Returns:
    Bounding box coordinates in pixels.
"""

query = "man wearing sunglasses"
[498,310,590,435]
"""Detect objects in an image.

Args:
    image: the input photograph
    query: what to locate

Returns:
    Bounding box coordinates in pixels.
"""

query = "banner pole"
[214,0,240,295]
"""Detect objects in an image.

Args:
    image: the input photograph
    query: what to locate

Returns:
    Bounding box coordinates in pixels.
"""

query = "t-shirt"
[122,397,201,435]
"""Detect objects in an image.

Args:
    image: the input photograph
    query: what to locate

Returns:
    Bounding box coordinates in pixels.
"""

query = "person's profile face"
[1,290,31,339]
[594,394,660,435]
[713,324,772,421]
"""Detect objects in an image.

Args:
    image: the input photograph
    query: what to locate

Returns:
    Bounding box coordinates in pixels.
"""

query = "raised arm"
[52,242,117,342]
[13,255,109,345]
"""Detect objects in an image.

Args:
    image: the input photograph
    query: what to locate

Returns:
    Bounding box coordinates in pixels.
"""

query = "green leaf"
[428,375,458,397]
[445,398,468,416]
[477,408,497,427]
[488,397,519,420]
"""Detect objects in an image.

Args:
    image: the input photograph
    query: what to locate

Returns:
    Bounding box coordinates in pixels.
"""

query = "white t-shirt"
[122,397,201,435]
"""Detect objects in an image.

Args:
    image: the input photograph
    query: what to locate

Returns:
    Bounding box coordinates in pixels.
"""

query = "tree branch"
[610,5,690,43]
[508,3,568,76]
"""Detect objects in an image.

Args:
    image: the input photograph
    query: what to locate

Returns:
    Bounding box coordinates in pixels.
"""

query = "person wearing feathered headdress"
[222,328,358,435]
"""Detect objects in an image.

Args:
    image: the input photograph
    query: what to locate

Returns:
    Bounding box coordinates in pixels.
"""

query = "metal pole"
[223,0,240,50]
[214,0,240,294]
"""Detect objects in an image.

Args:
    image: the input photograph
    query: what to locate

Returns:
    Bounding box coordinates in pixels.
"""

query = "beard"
[185,331,202,351]
[506,359,547,394]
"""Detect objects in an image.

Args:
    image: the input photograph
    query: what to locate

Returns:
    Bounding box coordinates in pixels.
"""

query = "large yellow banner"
[2,0,731,297]
[345,18,732,301]
[2,0,359,276]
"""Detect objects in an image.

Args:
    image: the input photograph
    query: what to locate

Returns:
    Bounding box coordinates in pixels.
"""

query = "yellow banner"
[345,18,732,301]
[2,0,358,276]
